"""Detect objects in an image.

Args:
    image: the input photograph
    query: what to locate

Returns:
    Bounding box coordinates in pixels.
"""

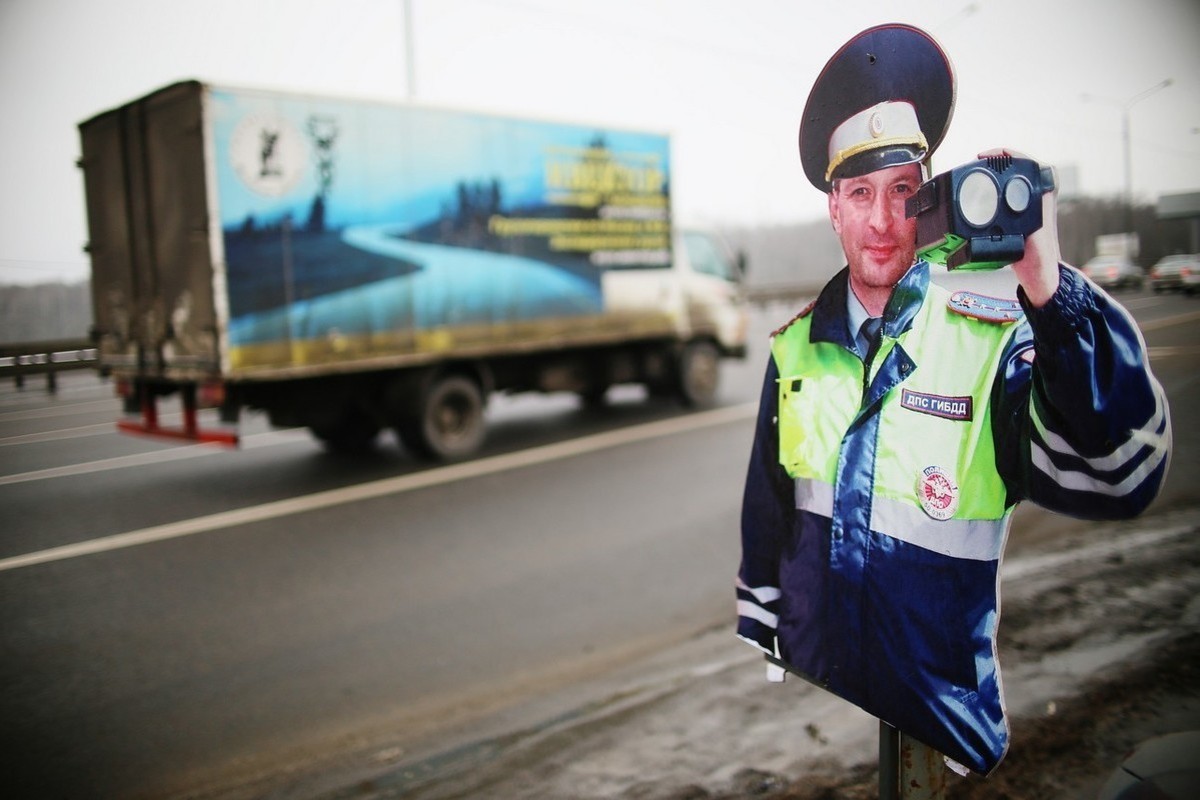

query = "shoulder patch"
[947,291,1024,324]
[772,299,817,337]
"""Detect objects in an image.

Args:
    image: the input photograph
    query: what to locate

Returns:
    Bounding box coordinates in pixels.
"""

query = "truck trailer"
[78,80,748,459]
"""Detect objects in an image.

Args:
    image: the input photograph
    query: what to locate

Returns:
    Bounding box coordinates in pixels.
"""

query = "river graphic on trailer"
[227,222,602,345]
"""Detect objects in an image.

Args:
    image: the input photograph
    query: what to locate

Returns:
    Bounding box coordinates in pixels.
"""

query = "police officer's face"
[828,163,921,294]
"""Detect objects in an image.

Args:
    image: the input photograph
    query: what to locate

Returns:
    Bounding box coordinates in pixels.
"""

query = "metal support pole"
[880,721,900,800]
[880,721,947,799]
[900,731,948,798]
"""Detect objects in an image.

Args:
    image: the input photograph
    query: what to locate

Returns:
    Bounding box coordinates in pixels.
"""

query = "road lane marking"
[0,422,115,447]
[1138,308,1200,332]
[0,441,230,484]
[1119,297,1163,310]
[0,398,116,422]
[0,403,757,572]
[1147,345,1200,359]
[0,428,309,485]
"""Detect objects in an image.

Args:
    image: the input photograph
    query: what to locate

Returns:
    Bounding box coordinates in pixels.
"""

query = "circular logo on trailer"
[917,465,959,520]
[228,112,308,197]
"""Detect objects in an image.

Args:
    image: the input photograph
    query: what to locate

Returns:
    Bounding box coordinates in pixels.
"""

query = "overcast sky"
[2,0,1197,285]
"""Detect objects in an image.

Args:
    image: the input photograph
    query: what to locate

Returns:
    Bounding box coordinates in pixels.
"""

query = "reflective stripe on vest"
[794,477,1009,561]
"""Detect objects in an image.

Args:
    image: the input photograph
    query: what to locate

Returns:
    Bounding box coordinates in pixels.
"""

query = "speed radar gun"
[907,155,1056,270]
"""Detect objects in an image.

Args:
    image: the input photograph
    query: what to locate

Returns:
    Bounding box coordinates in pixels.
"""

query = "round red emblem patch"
[917,465,959,520]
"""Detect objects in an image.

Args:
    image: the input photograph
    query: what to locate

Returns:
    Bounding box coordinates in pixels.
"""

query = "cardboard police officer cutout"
[766,25,1021,775]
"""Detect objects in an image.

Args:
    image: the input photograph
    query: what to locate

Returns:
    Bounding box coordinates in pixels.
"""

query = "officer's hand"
[977,147,1061,308]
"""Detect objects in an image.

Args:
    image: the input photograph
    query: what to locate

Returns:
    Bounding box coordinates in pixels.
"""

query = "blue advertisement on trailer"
[206,88,672,368]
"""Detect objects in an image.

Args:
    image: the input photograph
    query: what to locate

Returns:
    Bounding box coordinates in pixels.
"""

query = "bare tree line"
[0,281,91,343]
[1,197,1192,343]
[722,197,1197,294]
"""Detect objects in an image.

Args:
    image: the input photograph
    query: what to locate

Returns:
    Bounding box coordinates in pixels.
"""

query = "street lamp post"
[1120,79,1173,232]
[1083,79,1173,235]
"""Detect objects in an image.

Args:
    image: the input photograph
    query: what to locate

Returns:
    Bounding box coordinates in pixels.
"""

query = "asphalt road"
[1,282,1197,799]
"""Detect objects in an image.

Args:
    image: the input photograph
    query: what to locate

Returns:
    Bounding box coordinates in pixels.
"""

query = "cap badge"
[870,111,885,138]
[917,465,959,521]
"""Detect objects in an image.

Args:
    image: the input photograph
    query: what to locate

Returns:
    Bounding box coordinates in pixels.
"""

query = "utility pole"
[1082,78,1173,235]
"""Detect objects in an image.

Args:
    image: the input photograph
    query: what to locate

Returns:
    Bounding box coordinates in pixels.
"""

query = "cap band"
[826,101,928,182]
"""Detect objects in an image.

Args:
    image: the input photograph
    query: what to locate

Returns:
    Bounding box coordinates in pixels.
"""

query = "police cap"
[799,24,955,192]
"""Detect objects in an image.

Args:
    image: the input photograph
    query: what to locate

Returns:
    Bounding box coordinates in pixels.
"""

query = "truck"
[77,80,748,459]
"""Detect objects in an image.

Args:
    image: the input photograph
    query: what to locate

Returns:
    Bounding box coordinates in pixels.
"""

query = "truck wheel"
[397,374,486,461]
[677,341,720,408]
[310,411,380,454]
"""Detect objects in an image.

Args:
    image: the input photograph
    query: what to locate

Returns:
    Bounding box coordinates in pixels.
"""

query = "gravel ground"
[315,504,1200,800]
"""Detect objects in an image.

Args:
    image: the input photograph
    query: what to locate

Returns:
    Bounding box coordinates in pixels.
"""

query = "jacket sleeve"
[736,353,793,655]
[992,265,1171,518]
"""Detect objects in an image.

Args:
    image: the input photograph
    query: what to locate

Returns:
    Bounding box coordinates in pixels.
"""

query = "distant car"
[1148,253,1200,295]
[1082,255,1144,291]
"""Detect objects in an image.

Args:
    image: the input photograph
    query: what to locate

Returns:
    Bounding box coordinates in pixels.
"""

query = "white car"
[1082,256,1144,291]
[1148,253,1200,295]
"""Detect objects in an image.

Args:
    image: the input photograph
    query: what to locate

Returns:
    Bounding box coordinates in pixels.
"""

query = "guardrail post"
[1,339,96,392]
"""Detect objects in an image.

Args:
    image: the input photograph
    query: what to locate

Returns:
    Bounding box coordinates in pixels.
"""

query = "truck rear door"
[79,81,219,379]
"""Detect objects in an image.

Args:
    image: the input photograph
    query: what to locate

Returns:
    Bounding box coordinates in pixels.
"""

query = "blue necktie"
[858,316,882,360]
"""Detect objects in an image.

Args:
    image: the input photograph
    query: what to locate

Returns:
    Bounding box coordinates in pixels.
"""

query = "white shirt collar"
[846,277,872,343]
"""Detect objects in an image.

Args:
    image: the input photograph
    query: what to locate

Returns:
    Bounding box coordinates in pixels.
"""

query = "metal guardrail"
[0,290,814,392]
[745,283,822,306]
[0,338,97,393]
